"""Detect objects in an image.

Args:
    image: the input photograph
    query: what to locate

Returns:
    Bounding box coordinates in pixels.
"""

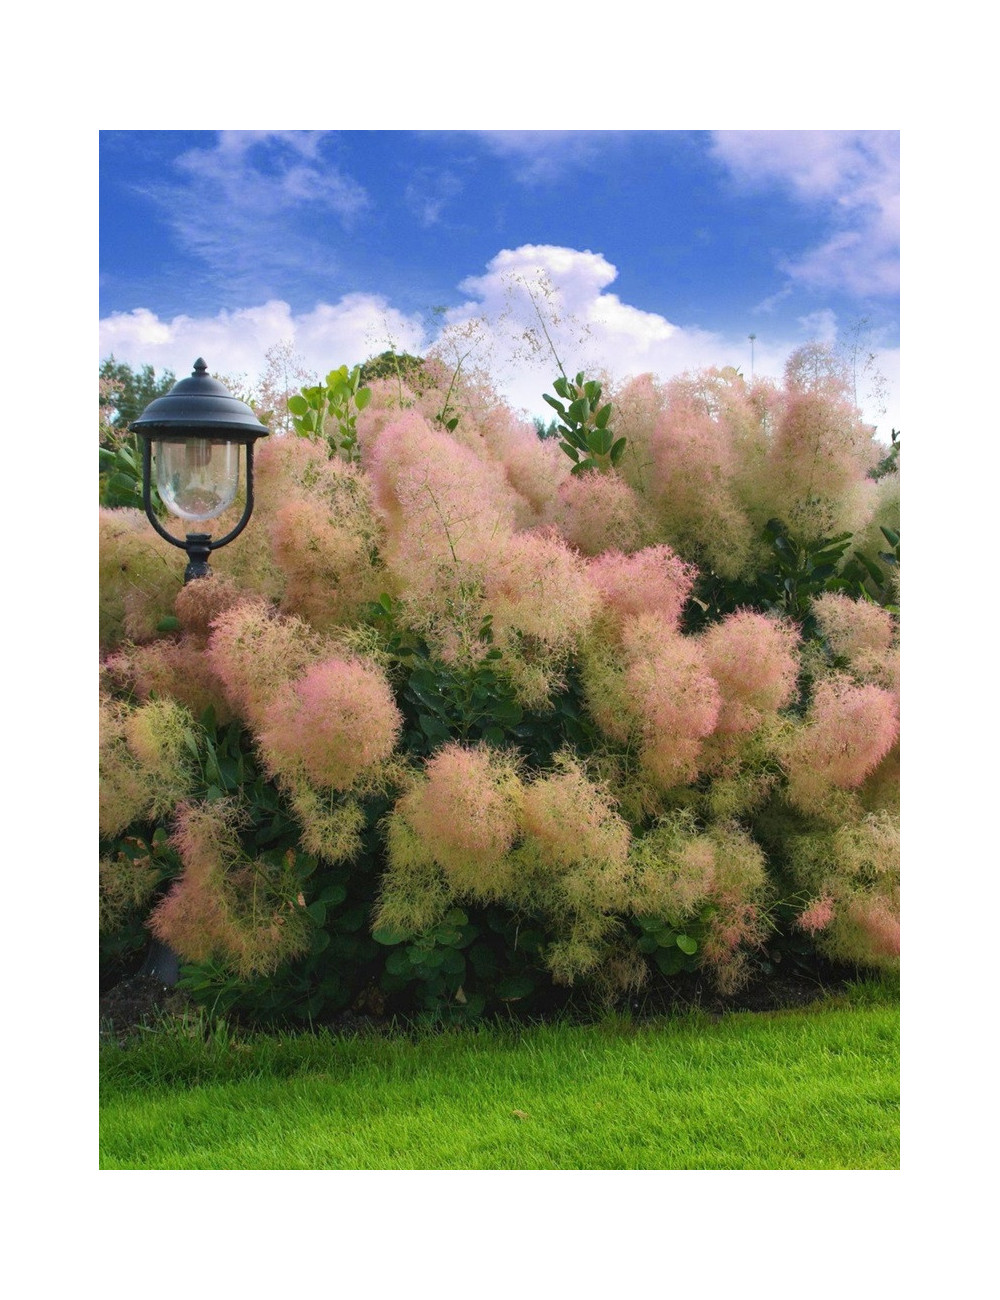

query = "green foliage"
[367,593,597,766]
[99,437,148,510]
[100,358,176,432]
[99,359,168,512]
[633,912,706,977]
[869,429,900,480]
[542,372,627,475]
[288,365,372,461]
[533,417,561,440]
[687,518,900,636]
[372,905,550,1025]
[358,350,429,391]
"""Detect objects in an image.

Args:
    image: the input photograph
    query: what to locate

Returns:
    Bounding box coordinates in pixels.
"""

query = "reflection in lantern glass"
[155,439,241,522]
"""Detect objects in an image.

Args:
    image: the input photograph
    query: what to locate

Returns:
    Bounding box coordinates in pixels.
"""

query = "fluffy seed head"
[555,473,653,556]
[812,592,896,664]
[785,675,899,812]
[588,545,697,632]
[259,655,402,791]
[404,744,521,893]
[700,610,800,733]
[520,759,631,874]
[623,621,722,788]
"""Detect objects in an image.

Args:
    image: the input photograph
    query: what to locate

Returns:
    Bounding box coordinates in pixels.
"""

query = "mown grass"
[100,981,898,1170]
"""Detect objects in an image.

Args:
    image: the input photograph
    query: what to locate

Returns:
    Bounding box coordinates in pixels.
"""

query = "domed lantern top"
[129,358,269,443]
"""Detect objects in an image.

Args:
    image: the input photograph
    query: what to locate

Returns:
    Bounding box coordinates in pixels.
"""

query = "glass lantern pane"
[155,439,241,522]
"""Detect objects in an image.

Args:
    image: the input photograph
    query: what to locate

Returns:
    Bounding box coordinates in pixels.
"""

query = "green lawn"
[100,985,898,1170]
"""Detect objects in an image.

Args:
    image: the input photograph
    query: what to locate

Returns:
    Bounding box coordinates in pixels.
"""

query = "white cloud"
[98,295,428,388]
[99,244,899,436]
[137,131,370,300]
[471,131,619,183]
[709,130,899,297]
[174,131,369,223]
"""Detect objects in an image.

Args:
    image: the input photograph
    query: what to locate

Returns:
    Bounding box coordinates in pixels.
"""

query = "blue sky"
[99,129,900,432]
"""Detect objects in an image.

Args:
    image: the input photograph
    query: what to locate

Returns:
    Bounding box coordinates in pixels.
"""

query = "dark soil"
[99,958,865,1045]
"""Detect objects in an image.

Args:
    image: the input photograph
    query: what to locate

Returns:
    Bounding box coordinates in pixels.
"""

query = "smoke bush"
[758,387,878,543]
[173,572,246,639]
[784,674,899,815]
[813,591,895,659]
[206,600,333,731]
[554,472,655,556]
[520,757,631,878]
[587,544,697,632]
[99,695,197,837]
[647,370,759,577]
[99,342,901,1011]
[392,744,523,899]
[150,798,310,979]
[700,610,800,734]
[607,372,665,496]
[782,810,899,969]
[622,616,722,788]
[630,811,718,919]
[697,822,770,993]
[100,849,159,935]
[287,783,366,864]
[99,508,183,652]
[258,654,402,791]
[106,636,234,724]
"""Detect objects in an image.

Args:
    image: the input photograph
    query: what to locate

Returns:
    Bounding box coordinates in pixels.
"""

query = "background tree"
[99,358,176,438]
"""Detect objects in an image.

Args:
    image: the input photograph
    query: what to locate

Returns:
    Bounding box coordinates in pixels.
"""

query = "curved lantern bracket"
[140,437,257,581]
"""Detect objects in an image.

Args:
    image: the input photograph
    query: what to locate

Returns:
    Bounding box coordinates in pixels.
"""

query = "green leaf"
[880,526,900,548]
[496,974,535,1001]
[594,403,612,429]
[439,949,466,977]
[586,427,614,457]
[156,615,181,633]
[372,927,411,945]
[609,436,628,466]
[854,552,885,584]
[567,397,589,425]
[654,946,686,975]
[490,698,523,725]
[676,934,698,955]
[385,948,412,976]
[468,944,499,977]
[570,459,598,476]
[306,901,327,924]
[355,386,372,410]
[559,440,581,462]
[419,714,452,744]
[287,395,309,416]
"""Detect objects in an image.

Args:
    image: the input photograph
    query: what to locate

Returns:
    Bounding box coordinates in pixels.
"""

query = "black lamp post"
[128,359,268,986]
[130,358,269,584]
